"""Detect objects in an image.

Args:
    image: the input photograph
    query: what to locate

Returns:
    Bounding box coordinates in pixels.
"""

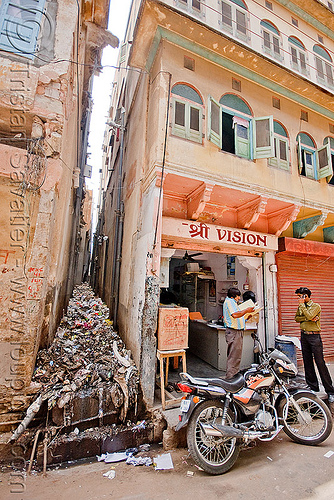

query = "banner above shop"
[162,217,278,252]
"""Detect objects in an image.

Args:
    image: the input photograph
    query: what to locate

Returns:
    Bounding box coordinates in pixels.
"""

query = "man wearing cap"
[295,287,334,403]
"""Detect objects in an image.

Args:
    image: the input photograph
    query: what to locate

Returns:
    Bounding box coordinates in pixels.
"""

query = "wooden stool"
[157,349,187,410]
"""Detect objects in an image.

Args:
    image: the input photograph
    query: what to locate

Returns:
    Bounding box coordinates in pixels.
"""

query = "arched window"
[260,20,282,61]
[313,45,334,89]
[171,84,203,143]
[219,94,252,158]
[288,37,307,76]
[208,93,274,160]
[268,122,289,170]
[297,132,331,180]
[221,0,248,41]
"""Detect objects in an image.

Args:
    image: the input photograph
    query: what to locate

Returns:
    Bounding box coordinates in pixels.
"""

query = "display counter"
[189,320,255,371]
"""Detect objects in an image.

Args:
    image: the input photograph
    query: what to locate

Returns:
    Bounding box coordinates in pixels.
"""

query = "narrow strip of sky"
[86,0,132,201]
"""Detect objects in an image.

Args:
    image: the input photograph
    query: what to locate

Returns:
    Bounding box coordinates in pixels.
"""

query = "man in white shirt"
[223,287,254,379]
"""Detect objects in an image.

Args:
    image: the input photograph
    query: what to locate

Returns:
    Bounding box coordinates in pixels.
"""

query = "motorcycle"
[175,333,333,475]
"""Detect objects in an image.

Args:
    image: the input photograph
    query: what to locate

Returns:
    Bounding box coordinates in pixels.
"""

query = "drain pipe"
[111,108,126,325]
[262,253,269,351]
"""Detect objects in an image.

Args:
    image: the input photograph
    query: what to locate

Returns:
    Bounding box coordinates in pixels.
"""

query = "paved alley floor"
[1,421,334,500]
[2,363,334,500]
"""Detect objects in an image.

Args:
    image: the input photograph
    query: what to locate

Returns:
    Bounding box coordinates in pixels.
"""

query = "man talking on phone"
[295,287,334,403]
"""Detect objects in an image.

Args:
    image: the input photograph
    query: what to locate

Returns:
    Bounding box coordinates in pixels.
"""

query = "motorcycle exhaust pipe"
[201,423,244,439]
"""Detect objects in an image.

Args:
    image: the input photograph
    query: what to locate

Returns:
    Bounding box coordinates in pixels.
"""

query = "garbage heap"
[11,283,141,443]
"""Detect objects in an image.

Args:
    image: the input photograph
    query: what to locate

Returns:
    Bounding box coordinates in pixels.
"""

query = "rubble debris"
[132,420,146,432]
[10,283,140,442]
[103,469,116,479]
[139,444,150,452]
[97,451,128,463]
[153,453,174,470]
[10,395,42,442]
[126,455,152,466]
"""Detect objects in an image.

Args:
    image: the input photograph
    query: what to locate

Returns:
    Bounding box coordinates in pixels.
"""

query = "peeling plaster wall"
[100,66,164,406]
[0,0,112,425]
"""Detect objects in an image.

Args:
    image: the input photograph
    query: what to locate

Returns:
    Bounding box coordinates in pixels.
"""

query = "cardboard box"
[157,307,189,350]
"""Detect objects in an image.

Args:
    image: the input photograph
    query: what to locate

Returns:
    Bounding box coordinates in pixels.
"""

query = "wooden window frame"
[208,96,274,160]
[221,0,249,43]
[171,96,203,144]
[268,134,289,170]
[289,44,308,76]
[314,54,334,89]
[262,27,283,62]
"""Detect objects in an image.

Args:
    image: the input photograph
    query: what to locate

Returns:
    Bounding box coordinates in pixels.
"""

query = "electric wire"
[3,1,333,82]
[170,1,334,84]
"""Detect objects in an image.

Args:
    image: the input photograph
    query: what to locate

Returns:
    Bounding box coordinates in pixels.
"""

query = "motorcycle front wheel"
[187,399,240,475]
[278,392,332,445]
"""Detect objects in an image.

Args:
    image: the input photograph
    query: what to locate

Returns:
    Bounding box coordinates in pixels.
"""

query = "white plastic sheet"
[153,453,174,470]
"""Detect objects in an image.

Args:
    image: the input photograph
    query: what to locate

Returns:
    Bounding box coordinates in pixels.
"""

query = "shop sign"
[162,217,278,251]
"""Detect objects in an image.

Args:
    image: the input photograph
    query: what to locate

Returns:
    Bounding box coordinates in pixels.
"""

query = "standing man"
[223,287,255,379]
[295,287,334,403]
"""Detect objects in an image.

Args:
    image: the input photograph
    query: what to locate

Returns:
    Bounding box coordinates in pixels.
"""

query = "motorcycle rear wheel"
[187,399,240,475]
[278,392,332,445]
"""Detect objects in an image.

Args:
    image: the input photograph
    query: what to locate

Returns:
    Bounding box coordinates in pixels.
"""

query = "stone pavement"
[1,424,334,500]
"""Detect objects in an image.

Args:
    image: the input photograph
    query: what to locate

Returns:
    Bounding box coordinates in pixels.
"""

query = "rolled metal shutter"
[276,253,334,360]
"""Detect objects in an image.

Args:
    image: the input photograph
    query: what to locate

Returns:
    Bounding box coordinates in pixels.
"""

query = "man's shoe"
[328,394,334,403]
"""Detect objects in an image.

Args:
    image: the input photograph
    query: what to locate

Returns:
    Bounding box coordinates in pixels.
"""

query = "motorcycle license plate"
[180,399,191,413]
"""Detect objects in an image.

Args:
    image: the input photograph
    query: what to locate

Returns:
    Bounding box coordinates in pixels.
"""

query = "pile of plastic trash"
[11,283,139,441]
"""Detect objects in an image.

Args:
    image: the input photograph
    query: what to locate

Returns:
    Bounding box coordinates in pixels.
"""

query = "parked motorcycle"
[176,334,332,475]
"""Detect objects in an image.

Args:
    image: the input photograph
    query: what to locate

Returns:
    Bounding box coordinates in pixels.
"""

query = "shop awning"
[160,173,300,236]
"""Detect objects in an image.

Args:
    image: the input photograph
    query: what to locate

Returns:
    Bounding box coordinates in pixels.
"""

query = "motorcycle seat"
[204,373,245,393]
[189,373,245,394]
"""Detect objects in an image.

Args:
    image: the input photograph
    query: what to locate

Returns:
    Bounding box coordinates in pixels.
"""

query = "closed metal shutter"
[276,253,334,361]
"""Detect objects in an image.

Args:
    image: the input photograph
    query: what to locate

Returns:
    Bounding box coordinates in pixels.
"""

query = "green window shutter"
[297,136,303,174]
[303,149,315,179]
[317,143,332,179]
[171,98,202,143]
[269,136,289,170]
[278,137,289,169]
[268,137,278,167]
[234,123,250,158]
[253,116,274,158]
[0,0,46,59]
[297,135,316,178]
[208,96,222,148]
[172,98,187,139]
[188,104,202,143]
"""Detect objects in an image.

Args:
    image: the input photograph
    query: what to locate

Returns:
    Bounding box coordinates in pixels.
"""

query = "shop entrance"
[159,249,264,378]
